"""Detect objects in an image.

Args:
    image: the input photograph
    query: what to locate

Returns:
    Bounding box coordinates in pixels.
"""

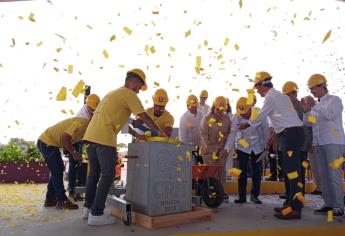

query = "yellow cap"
[186,95,198,107]
[213,96,227,110]
[236,97,251,115]
[200,90,208,98]
[307,74,327,89]
[152,88,169,106]
[254,71,272,85]
[282,81,299,95]
[86,94,100,110]
[127,68,147,91]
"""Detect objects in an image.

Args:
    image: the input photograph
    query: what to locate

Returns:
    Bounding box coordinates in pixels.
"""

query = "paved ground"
[0,184,344,236]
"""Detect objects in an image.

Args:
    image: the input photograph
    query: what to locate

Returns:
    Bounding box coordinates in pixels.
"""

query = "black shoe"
[274,205,289,213]
[310,189,322,195]
[56,199,79,210]
[223,194,229,203]
[234,197,247,204]
[333,208,344,217]
[250,195,262,204]
[283,199,289,206]
[44,198,57,207]
[266,176,277,181]
[279,194,287,199]
[314,206,333,215]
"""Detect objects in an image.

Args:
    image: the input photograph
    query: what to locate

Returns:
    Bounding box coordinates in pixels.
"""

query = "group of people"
[37,68,345,226]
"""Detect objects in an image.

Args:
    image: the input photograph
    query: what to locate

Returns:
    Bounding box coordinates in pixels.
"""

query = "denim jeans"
[84,142,117,215]
[236,150,263,198]
[37,140,67,201]
[64,142,83,194]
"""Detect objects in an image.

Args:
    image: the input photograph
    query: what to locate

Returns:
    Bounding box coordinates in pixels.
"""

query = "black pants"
[278,127,305,212]
[237,150,263,198]
[63,142,83,194]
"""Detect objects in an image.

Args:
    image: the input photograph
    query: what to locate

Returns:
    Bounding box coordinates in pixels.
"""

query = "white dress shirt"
[249,88,303,133]
[225,111,270,155]
[179,110,203,147]
[307,93,345,146]
[198,103,210,117]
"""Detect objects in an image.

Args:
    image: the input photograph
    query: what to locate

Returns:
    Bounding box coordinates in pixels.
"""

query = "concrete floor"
[0,184,344,236]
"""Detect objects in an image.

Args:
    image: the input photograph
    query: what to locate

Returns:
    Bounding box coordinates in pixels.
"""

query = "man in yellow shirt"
[37,116,93,210]
[82,69,166,226]
[133,88,174,137]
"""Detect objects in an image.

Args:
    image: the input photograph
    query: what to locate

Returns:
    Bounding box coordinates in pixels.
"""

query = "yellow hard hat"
[307,74,327,89]
[200,90,208,98]
[86,94,100,110]
[127,68,147,91]
[253,71,272,85]
[236,97,251,115]
[186,95,198,107]
[282,81,299,95]
[213,96,227,110]
[152,88,169,106]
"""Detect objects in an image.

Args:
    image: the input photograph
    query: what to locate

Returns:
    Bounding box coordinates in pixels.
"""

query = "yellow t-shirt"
[146,107,174,131]
[38,117,90,147]
[83,87,145,147]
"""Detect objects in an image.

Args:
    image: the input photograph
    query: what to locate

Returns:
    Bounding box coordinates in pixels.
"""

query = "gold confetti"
[250,107,258,121]
[330,128,339,138]
[71,80,85,97]
[287,171,298,180]
[154,81,160,87]
[302,161,309,169]
[86,25,93,29]
[208,117,216,124]
[36,41,43,47]
[327,210,333,222]
[178,155,183,161]
[185,30,191,38]
[218,131,224,138]
[186,121,193,127]
[15,120,20,125]
[239,0,243,8]
[329,156,345,169]
[145,45,149,56]
[232,88,240,92]
[61,109,67,114]
[170,46,176,52]
[109,34,116,41]
[53,67,59,72]
[123,26,133,35]
[102,50,109,59]
[67,64,73,74]
[322,30,332,43]
[56,48,62,53]
[28,13,35,22]
[204,40,208,46]
[287,150,293,157]
[234,43,240,51]
[56,87,67,101]
[150,46,156,54]
[212,152,218,160]
[196,56,201,67]
[217,122,222,127]
[281,206,292,216]
[229,168,242,177]
[272,30,278,37]
[239,139,249,148]
[224,37,230,46]
[297,182,303,188]
[307,116,317,124]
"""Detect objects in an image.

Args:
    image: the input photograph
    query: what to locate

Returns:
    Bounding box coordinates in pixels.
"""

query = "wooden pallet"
[110,206,212,230]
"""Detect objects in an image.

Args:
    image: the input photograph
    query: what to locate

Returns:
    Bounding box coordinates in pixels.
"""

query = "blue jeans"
[37,140,67,201]
[84,142,117,215]
[64,142,83,194]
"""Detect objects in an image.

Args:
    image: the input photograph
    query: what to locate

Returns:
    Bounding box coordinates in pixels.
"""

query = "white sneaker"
[87,213,116,226]
[82,207,90,219]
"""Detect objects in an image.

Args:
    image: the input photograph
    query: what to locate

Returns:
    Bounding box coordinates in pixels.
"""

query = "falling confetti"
[67,64,73,74]
[322,30,332,43]
[102,50,109,59]
[239,139,249,148]
[123,26,132,35]
[28,13,35,22]
[71,80,85,97]
[185,30,191,38]
[56,87,67,101]
[287,171,298,180]
[239,0,243,8]
[109,34,116,41]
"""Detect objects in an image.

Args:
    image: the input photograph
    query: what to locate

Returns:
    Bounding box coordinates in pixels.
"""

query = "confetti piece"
[71,80,85,97]
[322,30,332,43]
[185,30,191,38]
[36,41,43,47]
[287,150,293,157]
[250,107,258,121]
[150,46,156,54]
[297,182,303,188]
[15,120,20,125]
[212,152,218,160]
[102,50,109,59]
[170,46,176,52]
[109,34,116,41]
[176,167,182,172]
[208,117,216,124]
[272,30,278,37]
[329,156,345,169]
[217,122,222,127]
[287,171,298,180]
[229,168,242,177]
[53,67,59,72]
[154,81,160,87]
[145,45,149,56]
[56,87,67,101]
[327,211,333,222]
[247,89,255,105]
[56,48,62,52]
[239,139,249,148]
[186,120,193,127]
[281,206,292,216]
[234,43,240,51]
[218,131,224,138]
[239,0,243,8]
[196,56,201,67]
[307,116,317,124]
[144,163,149,168]
[28,13,35,22]
[330,128,339,138]
[221,38,229,47]
[204,40,208,46]
[232,88,240,92]
[123,26,132,35]
[86,25,93,29]
[302,161,309,169]
[61,109,67,114]
[178,155,183,161]
[294,192,309,205]
[67,64,73,74]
